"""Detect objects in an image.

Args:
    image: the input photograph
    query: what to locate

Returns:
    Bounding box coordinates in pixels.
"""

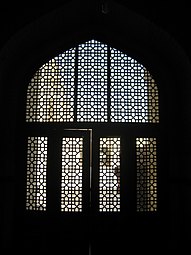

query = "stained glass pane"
[99,137,120,212]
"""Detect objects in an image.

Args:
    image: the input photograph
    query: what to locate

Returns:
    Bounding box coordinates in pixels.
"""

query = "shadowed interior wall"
[1,0,191,252]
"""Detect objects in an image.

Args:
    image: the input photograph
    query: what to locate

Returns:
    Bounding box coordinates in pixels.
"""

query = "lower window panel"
[61,137,83,212]
[136,137,158,212]
[99,137,121,212]
[26,137,48,211]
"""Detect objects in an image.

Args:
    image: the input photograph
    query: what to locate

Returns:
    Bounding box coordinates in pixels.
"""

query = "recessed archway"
[1,1,191,253]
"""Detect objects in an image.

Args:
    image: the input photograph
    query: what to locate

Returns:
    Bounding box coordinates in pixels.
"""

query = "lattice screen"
[99,138,120,212]
[26,137,48,210]
[26,48,76,122]
[61,138,83,212]
[110,48,159,123]
[26,40,159,123]
[77,40,108,122]
[136,138,157,212]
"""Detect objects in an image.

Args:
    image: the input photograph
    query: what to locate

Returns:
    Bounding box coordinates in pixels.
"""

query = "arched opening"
[1,1,191,253]
[25,39,159,212]
[23,38,160,253]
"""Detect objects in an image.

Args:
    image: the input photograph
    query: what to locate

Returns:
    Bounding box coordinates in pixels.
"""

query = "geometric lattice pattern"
[110,48,159,123]
[145,70,159,123]
[26,40,159,123]
[136,138,157,212]
[26,48,75,122]
[26,137,48,210]
[77,40,108,122]
[99,138,120,212]
[61,138,83,212]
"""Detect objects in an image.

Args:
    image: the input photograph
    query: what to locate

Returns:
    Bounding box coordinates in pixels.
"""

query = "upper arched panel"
[26,39,159,123]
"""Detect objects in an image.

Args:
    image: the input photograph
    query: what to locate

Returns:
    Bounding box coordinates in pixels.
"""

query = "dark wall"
[1,0,191,252]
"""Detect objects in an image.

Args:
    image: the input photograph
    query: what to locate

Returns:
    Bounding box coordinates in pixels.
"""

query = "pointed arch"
[1,0,191,252]
[26,39,159,123]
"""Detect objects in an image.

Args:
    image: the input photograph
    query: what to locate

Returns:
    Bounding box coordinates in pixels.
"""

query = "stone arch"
[1,0,191,252]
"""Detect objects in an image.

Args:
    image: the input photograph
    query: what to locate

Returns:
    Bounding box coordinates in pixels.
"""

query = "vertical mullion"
[128,136,136,213]
[36,71,41,122]
[47,134,62,213]
[82,132,91,214]
[91,130,99,213]
[74,46,79,122]
[107,46,111,122]
[35,137,39,209]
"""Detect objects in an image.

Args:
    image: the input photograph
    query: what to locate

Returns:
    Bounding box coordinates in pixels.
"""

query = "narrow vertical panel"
[136,138,157,212]
[99,137,120,212]
[77,40,108,122]
[61,137,83,212]
[26,137,48,210]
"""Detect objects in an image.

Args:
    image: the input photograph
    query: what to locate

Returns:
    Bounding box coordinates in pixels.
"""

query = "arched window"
[26,39,159,123]
[25,39,159,213]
